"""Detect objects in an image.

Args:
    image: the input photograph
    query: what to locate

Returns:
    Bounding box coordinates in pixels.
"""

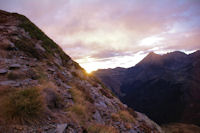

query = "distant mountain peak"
[165,51,187,57]
[148,51,157,55]
[147,52,161,58]
[137,52,162,66]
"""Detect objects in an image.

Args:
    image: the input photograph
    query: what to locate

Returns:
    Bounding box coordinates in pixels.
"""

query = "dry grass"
[87,124,119,133]
[38,81,63,109]
[0,49,8,58]
[0,85,12,96]
[26,68,40,80]
[69,85,94,104]
[0,40,12,50]
[119,110,135,123]
[124,123,132,129]
[38,81,57,90]
[127,107,138,118]
[43,87,63,109]
[111,113,121,121]
[69,87,85,104]
[112,110,135,123]
[0,81,65,125]
[76,84,94,103]
[32,67,47,83]
[1,87,44,124]
[162,123,200,133]
[57,72,67,82]
[69,104,87,118]
[67,87,94,126]
[7,71,26,80]
[99,88,113,99]
[71,71,78,77]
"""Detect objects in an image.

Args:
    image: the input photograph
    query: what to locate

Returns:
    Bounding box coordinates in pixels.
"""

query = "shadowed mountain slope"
[94,50,200,126]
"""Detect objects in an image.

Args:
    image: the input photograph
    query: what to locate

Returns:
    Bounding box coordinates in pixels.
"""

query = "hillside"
[93,51,200,126]
[0,10,164,133]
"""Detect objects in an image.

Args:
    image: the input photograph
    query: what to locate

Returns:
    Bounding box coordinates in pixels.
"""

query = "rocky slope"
[0,10,164,133]
[93,51,200,127]
[162,123,200,133]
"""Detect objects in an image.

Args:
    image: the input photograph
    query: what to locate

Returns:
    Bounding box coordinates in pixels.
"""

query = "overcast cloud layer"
[1,0,200,72]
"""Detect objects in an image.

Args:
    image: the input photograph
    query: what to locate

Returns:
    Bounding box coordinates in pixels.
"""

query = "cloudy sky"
[1,0,200,72]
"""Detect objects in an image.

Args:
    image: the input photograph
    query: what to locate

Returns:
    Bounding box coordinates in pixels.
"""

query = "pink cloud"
[0,0,200,71]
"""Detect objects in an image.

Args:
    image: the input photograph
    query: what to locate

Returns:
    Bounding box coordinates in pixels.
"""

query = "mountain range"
[93,50,200,127]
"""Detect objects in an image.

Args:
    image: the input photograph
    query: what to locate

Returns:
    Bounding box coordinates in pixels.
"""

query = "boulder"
[0,69,8,74]
[9,64,21,69]
[93,111,104,124]
[0,80,20,87]
[55,124,68,133]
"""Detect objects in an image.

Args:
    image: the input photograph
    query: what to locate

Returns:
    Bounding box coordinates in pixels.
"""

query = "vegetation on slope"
[0,87,44,123]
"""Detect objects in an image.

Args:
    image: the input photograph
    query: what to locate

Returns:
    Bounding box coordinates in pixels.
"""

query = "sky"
[0,0,200,72]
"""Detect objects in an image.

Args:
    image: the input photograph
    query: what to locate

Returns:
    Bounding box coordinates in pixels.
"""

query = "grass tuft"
[87,124,118,133]
[2,87,44,123]
[111,110,135,123]
[67,87,95,125]
[119,110,135,123]
[69,104,87,118]
[69,87,85,104]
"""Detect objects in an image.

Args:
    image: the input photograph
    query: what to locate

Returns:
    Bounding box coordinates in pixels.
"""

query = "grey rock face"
[0,80,20,87]
[55,124,68,133]
[0,69,8,74]
[93,111,104,124]
[128,129,138,133]
[9,64,21,69]
[35,42,45,52]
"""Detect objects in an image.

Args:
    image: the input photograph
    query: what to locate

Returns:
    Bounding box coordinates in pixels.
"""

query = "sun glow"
[76,52,147,73]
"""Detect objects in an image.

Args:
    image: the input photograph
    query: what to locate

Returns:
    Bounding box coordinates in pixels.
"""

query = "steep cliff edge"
[0,10,163,133]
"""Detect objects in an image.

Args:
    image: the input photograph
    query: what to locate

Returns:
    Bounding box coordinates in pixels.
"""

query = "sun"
[75,57,101,74]
[84,65,97,74]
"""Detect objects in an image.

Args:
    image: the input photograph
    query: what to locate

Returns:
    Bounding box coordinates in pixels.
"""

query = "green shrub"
[4,87,44,123]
